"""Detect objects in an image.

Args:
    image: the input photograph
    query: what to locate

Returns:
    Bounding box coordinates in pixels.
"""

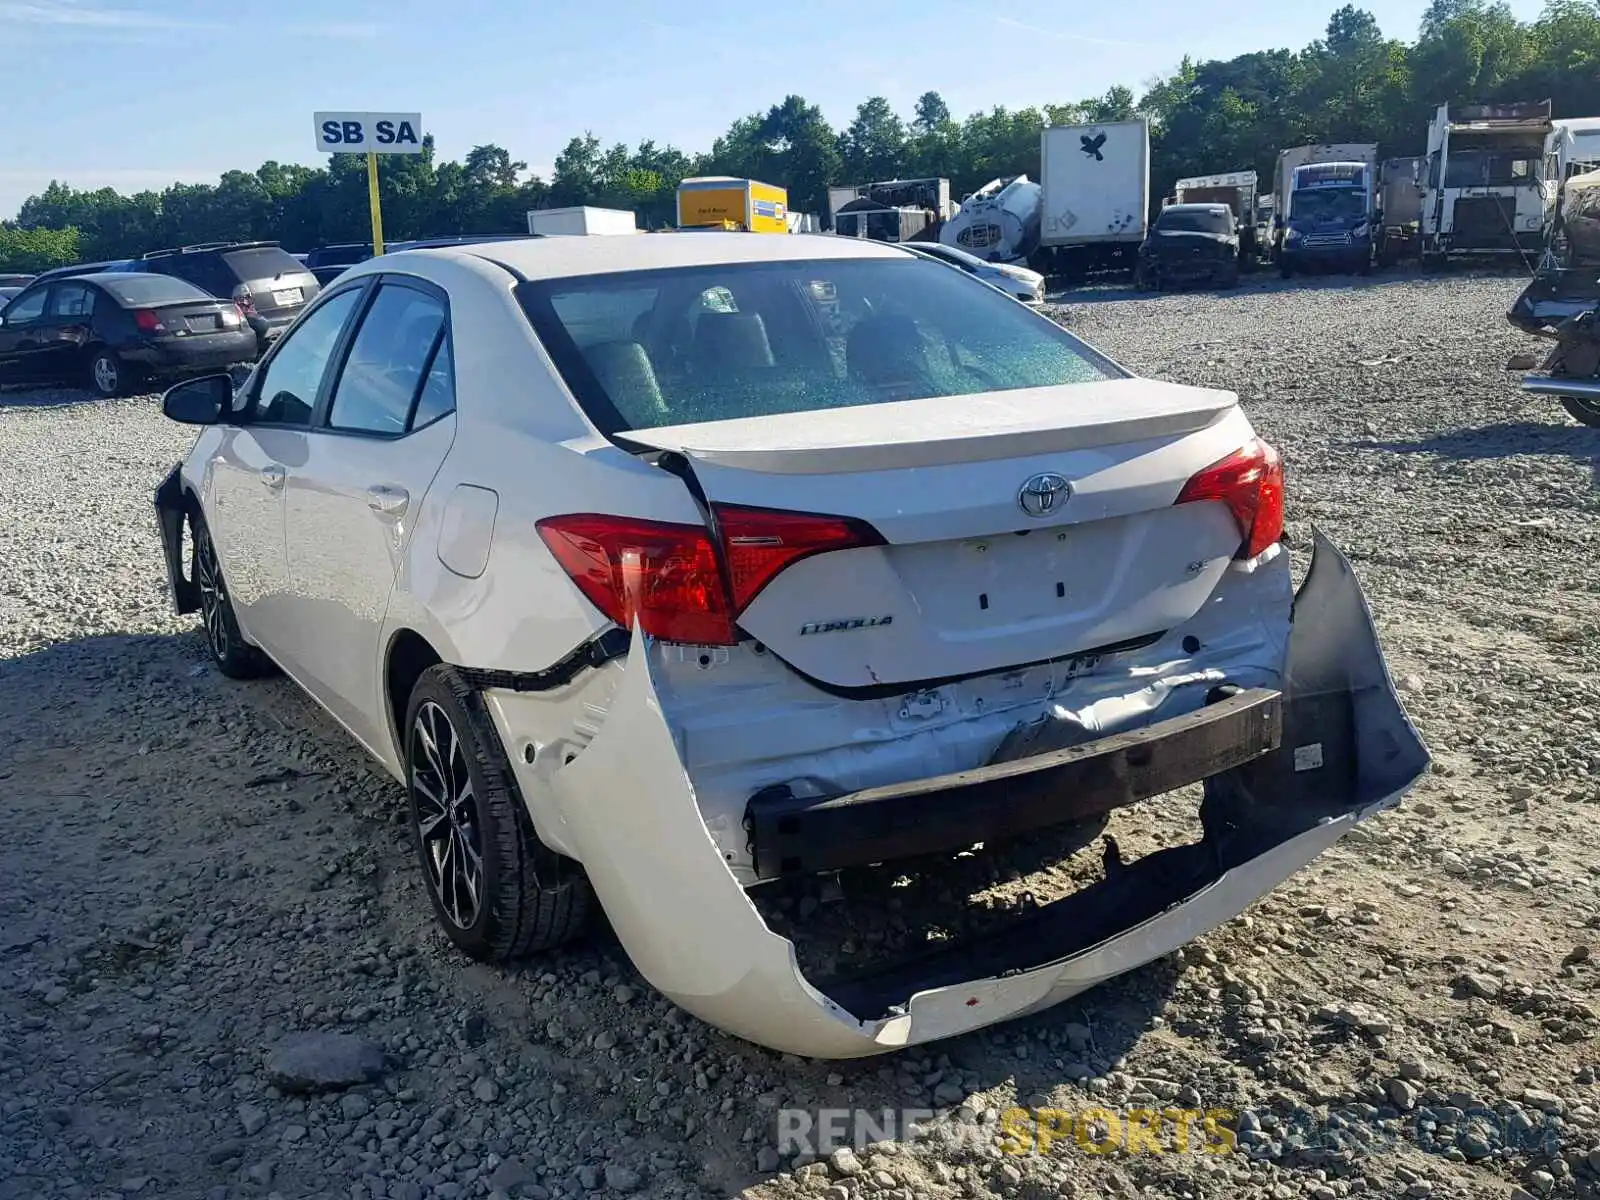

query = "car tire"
[1217,267,1241,289]
[1561,395,1600,427]
[190,511,274,679]
[87,348,126,398]
[404,664,594,962]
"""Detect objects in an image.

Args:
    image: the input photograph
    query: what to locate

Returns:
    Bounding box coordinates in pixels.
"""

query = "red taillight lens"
[716,505,884,614]
[133,309,164,333]
[536,506,882,646]
[1174,438,1285,560]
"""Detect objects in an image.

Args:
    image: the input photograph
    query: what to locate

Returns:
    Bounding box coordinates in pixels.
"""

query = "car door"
[207,285,366,663]
[36,282,98,382]
[0,285,51,383]
[282,277,457,752]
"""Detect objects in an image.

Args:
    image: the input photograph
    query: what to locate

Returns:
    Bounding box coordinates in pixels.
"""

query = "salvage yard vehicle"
[1508,168,1600,426]
[0,272,256,396]
[140,241,321,354]
[899,240,1046,303]
[1134,203,1241,290]
[152,233,1429,1058]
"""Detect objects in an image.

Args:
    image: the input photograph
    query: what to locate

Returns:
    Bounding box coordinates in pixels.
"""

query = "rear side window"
[327,284,448,435]
[49,283,95,318]
[410,336,455,428]
[516,258,1120,434]
[222,247,308,283]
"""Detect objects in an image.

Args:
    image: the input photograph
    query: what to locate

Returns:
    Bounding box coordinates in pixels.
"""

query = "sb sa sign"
[313,112,424,155]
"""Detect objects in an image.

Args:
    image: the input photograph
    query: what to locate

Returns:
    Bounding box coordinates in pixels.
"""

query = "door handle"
[367,484,410,517]
[259,464,286,489]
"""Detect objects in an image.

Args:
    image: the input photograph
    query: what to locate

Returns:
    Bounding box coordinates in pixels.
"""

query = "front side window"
[326,284,448,435]
[247,288,361,426]
[3,287,49,324]
[517,258,1119,434]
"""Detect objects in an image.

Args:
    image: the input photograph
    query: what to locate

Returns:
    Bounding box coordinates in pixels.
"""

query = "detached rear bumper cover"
[515,530,1428,1059]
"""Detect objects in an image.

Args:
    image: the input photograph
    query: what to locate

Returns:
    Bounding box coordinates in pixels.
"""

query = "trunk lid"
[621,380,1261,689]
[144,298,244,337]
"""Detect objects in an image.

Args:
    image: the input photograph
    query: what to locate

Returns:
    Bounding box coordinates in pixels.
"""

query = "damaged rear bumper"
[491,529,1429,1058]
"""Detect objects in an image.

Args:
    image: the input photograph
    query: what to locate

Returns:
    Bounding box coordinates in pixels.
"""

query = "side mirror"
[162,373,232,425]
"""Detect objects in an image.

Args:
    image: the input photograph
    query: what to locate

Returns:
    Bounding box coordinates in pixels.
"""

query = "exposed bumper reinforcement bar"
[1522,373,1600,401]
[745,686,1282,880]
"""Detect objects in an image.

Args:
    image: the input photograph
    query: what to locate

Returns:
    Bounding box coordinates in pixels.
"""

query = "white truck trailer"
[1036,119,1150,279]
[526,206,639,236]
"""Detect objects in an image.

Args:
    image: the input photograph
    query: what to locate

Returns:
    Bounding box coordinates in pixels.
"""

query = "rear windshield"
[98,274,213,305]
[516,257,1119,434]
[221,246,307,281]
[1156,209,1233,235]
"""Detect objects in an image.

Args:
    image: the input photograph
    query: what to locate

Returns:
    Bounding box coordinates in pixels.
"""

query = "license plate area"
[271,288,302,306]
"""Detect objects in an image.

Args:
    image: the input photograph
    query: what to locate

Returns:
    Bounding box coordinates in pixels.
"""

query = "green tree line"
[5,0,1598,272]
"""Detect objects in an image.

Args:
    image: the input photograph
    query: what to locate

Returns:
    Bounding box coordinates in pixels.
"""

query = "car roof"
[422,231,906,280]
[1164,203,1231,213]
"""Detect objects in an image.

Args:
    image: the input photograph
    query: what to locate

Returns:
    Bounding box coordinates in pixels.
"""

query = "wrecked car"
[152,233,1429,1058]
[1134,203,1242,291]
[1507,167,1600,427]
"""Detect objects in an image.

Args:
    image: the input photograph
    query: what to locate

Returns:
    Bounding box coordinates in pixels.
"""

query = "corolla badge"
[1017,472,1072,518]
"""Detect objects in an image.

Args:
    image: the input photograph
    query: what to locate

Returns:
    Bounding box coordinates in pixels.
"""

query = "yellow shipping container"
[676,176,789,233]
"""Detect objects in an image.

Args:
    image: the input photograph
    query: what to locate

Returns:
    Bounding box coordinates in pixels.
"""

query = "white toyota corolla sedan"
[153,232,1428,1058]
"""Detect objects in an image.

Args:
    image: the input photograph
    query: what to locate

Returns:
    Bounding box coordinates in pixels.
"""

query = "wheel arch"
[384,627,444,767]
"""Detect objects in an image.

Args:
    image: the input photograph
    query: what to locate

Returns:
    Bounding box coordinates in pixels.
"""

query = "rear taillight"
[133,309,165,333]
[231,285,254,314]
[1174,438,1285,560]
[536,506,883,646]
[220,306,241,327]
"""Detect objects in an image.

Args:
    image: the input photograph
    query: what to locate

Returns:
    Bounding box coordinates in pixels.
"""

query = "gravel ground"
[2,269,1597,1200]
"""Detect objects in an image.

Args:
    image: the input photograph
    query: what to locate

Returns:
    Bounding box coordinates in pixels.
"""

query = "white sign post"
[312,112,424,257]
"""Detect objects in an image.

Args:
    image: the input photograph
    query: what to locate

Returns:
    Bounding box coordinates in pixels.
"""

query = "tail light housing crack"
[537,506,884,646]
[1175,438,1285,560]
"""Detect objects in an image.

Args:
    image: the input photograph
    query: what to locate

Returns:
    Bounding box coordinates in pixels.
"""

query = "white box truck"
[526,206,639,236]
[1037,119,1150,278]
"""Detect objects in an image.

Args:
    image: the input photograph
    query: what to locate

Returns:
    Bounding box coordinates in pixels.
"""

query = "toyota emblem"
[1017,472,1072,518]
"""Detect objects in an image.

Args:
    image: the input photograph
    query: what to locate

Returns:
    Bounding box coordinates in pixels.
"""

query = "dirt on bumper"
[505,529,1429,1059]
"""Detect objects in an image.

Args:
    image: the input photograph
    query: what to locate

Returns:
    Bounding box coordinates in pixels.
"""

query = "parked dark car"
[139,241,320,352]
[29,259,141,285]
[302,242,373,287]
[301,234,544,287]
[0,272,258,397]
[0,273,35,288]
[1134,203,1242,291]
